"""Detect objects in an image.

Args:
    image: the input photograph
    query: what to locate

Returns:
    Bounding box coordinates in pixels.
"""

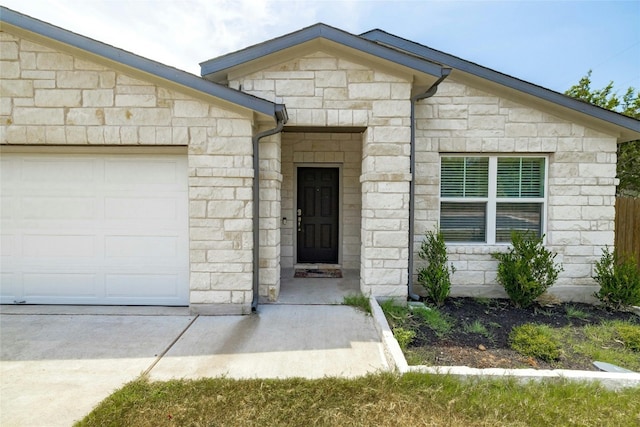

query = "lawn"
[76,373,639,426]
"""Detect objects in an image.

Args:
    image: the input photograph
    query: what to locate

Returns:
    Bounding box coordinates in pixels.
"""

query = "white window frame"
[439,155,548,245]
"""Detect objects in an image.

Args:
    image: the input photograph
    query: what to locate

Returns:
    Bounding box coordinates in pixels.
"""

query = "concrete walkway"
[0,304,387,427]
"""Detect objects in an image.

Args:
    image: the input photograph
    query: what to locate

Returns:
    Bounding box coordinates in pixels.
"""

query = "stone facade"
[230,51,413,298]
[414,79,618,301]
[0,31,258,313]
[1,20,630,310]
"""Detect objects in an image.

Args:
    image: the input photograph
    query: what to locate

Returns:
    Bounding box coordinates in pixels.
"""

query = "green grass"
[564,305,590,321]
[412,305,454,338]
[463,320,493,340]
[554,321,640,371]
[76,373,640,427]
[342,294,371,314]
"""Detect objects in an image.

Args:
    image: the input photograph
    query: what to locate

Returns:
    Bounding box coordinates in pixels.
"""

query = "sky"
[2,0,639,95]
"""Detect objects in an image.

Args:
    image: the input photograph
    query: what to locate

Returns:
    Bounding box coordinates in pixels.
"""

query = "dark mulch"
[406,298,639,371]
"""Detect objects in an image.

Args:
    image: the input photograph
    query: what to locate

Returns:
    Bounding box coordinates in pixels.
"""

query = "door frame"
[293,163,343,266]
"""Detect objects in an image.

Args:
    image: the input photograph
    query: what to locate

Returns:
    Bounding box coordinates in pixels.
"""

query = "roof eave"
[0,6,280,119]
[361,29,640,140]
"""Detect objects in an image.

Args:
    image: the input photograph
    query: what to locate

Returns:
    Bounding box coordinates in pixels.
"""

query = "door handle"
[297,209,302,232]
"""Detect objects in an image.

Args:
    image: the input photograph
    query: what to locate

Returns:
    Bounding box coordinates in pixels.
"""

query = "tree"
[565,70,640,197]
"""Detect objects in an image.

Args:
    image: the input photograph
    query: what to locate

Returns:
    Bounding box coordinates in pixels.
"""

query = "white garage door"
[1,151,189,306]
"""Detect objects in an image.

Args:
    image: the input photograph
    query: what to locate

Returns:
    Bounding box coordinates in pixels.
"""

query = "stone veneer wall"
[231,51,413,298]
[414,79,618,301]
[281,132,363,270]
[0,31,258,313]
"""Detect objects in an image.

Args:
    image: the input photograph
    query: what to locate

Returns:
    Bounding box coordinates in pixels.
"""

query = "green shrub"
[509,324,561,362]
[593,247,640,310]
[417,229,455,307]
[492,232,563,308]
[614,323,640,351]
[393,327,416,350]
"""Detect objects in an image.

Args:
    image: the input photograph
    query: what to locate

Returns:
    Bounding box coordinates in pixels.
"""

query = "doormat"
[294,268,343,278]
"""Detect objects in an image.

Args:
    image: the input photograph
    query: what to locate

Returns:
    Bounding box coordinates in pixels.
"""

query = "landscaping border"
[369,297,640,389]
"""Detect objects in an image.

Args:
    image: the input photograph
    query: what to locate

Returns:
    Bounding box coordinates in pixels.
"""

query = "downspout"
[408,69,451,301]
[252,105,288,311]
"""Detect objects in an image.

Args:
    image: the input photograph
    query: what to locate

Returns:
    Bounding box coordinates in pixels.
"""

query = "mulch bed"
[406,298,639,371]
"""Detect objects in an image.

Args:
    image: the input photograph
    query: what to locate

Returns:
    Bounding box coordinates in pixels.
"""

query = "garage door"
[1,151,189,306]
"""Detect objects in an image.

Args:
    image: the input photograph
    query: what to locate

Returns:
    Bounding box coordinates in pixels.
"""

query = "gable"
[200,23,449,93]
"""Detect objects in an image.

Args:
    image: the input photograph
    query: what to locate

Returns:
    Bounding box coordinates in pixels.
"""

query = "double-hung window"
[440,156,546,244]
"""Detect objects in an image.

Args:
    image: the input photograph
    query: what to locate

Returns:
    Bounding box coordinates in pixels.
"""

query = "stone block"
[275,80,315,96]
[0,60,20,78]
[13,107,64,125]
[36,52,73,69]
[34,89,81,107]
[115,94,156,107]
[82,89,114,107]
[57,71,99,88]
[0,79,33,97]
[373,100,410,117]
[0,41,18,60]
[348,83,390,99]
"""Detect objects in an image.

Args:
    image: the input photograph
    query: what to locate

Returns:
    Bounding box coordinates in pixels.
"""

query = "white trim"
[439,154,549,245]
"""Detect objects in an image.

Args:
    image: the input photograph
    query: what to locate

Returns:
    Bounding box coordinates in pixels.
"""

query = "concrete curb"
[369,297,407,373]
[370,298,640,389]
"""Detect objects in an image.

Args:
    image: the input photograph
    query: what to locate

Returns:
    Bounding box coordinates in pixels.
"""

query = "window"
[440,156,546,243]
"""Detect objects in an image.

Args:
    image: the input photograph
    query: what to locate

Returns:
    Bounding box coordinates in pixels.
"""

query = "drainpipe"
[408,69,451,301]
[252,105,288,312]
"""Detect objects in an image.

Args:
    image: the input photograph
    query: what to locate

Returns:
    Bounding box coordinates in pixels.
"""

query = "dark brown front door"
[297,167,339,264]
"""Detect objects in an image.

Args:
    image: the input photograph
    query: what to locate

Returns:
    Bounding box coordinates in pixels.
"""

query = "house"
[1,7,639,314]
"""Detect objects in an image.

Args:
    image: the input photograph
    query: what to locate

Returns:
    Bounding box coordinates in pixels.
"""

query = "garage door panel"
[105,197,178,220]
[20,158,98,185]
[22,234,96,258]
[105,159,181,186]
[23,273,98,297]
[0,272,17,300]
[105,274,180,298]
[21,197,96,220]
[104,235,177,258]
[1,152,188,306]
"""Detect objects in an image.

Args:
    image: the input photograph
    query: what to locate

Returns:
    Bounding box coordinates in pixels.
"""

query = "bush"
[614,322,640,351]
[509,324,561,362]
[417,229,455,307]
[492,232,563,308]
[593,247,640,310]
[393,327,416,351]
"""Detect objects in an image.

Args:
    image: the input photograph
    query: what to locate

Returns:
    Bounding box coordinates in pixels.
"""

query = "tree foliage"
[565,70,640,197]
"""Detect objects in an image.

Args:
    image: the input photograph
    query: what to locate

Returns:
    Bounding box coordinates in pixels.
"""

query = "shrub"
[593,247,640,310]
[509,324,561,362]
[492,232,563,308]
[417,229,455,307]
[614,323,640,351]
[393,327,416,351]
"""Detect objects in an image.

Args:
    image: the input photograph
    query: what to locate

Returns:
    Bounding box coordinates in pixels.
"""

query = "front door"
[297,167,339,264]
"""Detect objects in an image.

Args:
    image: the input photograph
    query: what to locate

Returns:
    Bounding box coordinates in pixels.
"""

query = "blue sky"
[2,0,639,95]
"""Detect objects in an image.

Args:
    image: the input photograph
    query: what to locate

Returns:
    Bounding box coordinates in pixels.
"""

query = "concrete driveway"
[0,304,387,426]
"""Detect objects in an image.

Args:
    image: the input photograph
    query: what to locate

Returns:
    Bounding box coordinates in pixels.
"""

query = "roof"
[0,6,285,121]
[361,29,640,140]
[200,23,448,82]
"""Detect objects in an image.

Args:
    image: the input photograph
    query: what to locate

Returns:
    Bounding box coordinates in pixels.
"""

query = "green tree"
[565,70,640,197]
